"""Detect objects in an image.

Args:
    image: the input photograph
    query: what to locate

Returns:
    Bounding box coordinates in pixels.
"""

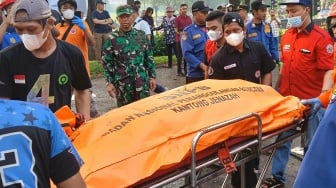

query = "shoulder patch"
[326,44,334,54]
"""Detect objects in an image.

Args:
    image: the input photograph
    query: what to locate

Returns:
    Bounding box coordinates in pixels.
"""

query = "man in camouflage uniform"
[102,5,156,107]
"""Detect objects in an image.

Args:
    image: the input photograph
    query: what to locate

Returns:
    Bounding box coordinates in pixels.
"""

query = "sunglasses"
[166,11,174,13]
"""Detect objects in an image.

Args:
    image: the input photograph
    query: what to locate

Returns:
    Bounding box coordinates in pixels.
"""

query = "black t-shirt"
[91,10,112,33]
[209,39,275,83]
[0,40,92,112]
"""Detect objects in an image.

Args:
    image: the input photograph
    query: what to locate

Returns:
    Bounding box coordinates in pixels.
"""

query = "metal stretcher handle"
[190,112,263,188]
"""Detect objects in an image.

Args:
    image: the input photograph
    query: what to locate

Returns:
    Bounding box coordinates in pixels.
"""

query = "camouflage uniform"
[102,28,156,107]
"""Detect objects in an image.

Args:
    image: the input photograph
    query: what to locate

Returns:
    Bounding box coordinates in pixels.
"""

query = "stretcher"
[64,79,305,188]
[135,113,304,188]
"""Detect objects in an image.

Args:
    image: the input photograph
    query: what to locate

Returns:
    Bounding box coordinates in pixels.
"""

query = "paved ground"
[89,65,301,187]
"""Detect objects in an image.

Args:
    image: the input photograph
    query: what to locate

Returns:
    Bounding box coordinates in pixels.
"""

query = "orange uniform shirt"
[56,21,91,76]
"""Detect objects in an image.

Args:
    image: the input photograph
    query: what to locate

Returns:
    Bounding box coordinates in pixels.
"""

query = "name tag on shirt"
[224,63,237,70]
[299,49,311,54]
[247,32,257,38]
[192,34,201,40]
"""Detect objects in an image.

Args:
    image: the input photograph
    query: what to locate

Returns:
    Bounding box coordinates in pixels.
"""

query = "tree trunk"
[127,0,135,5]
[87,0,95,61]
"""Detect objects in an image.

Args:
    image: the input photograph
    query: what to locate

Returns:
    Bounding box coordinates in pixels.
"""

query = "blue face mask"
[287,16,303,28]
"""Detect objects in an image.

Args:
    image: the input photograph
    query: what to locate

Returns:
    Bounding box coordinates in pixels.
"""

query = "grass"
[89,56,177,79]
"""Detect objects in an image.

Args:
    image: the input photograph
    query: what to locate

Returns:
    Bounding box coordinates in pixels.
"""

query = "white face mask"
[20,30,48,51]
[62,9,75,20]
[225,31,244,46]
[207,30,223,41]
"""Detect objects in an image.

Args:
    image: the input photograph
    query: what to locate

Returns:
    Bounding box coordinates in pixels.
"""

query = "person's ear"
[45,17,55,30]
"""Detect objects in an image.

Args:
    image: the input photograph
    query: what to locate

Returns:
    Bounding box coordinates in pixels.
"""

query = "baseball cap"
[192,1,212,13]
[116,5,132,17]
[96,0,106,5]
[279,0,311,6]
[11,0,52,22]
[251,0,270,10]
[222,12,244,28]
[0,0,15,9]
[236,4,249,11]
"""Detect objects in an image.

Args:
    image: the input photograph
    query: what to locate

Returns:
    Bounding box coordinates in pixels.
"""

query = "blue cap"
[279,0,311,6]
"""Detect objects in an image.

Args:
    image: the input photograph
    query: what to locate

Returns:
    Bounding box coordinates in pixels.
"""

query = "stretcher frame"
[135,112,304,188]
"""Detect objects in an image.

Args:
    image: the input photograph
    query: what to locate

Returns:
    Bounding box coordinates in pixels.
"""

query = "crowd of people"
[0,0,336,187]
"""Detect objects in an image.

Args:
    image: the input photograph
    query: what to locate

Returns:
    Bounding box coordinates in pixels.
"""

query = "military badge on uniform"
[9,37,16,44]
[330,87,336,104]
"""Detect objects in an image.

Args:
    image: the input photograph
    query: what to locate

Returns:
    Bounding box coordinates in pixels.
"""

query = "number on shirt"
[27,74,54,106]
[0,132,37,187]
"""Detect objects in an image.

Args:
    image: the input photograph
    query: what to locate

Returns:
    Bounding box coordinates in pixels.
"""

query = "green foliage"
[89,56,176,78]
[153,33,167,56]
[154,56,177,66]
[89,61,104,79]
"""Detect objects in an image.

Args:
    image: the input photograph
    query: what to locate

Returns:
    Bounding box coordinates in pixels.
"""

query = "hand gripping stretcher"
[62,79,305,188]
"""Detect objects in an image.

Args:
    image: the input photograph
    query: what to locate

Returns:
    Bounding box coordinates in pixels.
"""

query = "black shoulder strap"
[61,23,75,40]
[133,18,142,27]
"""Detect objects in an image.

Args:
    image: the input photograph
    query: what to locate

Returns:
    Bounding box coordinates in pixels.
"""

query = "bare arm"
[56,172,86,188]
[0,13,11,43]
[146,34,151,41]
[322,69,334,91]
[174,27,179,35]
[92,18,113,25]
[83,22,95,46]
[73,89,91,120]
[262,72,272,86]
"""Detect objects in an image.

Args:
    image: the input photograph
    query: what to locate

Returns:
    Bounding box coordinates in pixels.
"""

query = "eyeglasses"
[166,11,174,13]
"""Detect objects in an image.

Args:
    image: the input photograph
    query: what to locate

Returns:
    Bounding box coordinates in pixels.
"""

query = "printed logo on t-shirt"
[255,70,261,78]
[70,28,76,34]
[58,74,69,85]
[14,75,25,84]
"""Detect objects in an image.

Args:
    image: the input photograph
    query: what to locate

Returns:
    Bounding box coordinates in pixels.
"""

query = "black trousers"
[166,42,181,68]
[175,41,185,74]
[231,158,259,188]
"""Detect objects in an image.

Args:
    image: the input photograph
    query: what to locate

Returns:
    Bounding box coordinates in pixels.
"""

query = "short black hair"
[132,5,139,13]
[205,10,224,22]
[180,3,188,7]
[134,1,141,5]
